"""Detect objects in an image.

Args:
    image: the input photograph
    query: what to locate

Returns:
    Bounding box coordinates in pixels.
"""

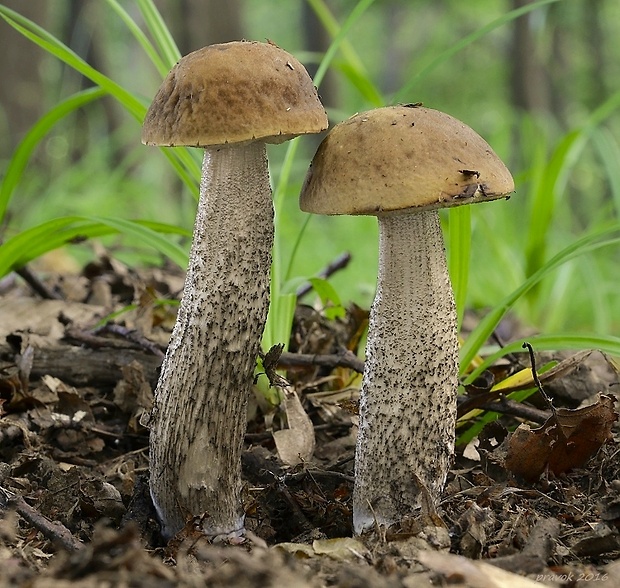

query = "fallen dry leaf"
[272,387,315,465]
[417,549,545,587]
[113,360,154,431]
[0,298,105,343]
[273,541,315,558]
[311,537,369,562]
[274,537,369,563]
[505,394,618,481]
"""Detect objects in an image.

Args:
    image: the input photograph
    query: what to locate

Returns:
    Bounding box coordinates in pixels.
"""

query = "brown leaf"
[273,388,315,466]
[417,550,545,588]
[113,361,154,432]
[505,394,618,481]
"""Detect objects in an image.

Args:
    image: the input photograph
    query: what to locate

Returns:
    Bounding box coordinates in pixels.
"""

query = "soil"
[0,253,618,587]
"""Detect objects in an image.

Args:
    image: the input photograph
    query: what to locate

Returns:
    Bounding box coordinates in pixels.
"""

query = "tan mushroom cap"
[300,105,514,215]
[142,40,328,147]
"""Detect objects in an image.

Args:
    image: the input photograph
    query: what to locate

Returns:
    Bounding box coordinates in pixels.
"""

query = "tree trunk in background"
[380,0,408,96]
[301,0,338,111]
[167,0,245,56]
[60,1,130,165]
[0,0,49,159]
[509,0,551,115]
[581,0,607,110]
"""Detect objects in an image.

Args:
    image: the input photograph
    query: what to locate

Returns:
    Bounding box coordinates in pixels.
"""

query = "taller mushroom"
[142,41,327,539]
[300,105,514,534]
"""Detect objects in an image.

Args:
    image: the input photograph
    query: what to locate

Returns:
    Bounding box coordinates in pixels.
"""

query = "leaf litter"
[0,250,618,586]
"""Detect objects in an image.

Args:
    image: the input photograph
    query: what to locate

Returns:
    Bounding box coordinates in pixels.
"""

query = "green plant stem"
[448,206,471,330]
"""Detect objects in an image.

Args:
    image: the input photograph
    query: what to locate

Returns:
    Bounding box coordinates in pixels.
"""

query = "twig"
[458,395,550,424]
[522,341,555,412]
[283,468,354,484]
[64,326,164,358]
[64,328,143,350]
[94,324,165,359]
[15,265,63,300]
[490,330,523,367]
[0,485,83,552]
[296,252,352,298]
[277,348,365,373]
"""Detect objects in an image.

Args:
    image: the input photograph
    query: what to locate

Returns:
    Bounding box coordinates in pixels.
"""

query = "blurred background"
[0,0,619,335]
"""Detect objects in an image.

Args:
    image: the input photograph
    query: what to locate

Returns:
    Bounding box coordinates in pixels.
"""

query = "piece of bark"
[0,343,162,388]
[0,343,365,389]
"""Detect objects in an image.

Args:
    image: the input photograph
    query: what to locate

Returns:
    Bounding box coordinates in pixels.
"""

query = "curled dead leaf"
[505,394,618,481]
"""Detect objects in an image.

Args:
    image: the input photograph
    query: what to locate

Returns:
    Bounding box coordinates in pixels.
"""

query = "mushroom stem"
[149,142,273,539]
[353,210,458,534]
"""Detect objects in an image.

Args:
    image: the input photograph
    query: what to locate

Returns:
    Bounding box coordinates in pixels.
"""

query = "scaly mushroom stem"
[353,210,458,534]
[149,142,273,538]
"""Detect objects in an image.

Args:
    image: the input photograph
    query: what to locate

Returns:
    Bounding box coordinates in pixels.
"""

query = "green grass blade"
[0,216,190,277]
[520,89,620,295]
[307,0,371,75]
[307,0,383,105]
[448,206,471,330]
[284,215,313,283]
[592,128,620,218]
[136,220,192,239]
[586,88,620,128]
[0,5,199,193]
[524,128,585,279]
[273,0,380,291]
[335,61,384,106]
[579,259,611,334]
[0,6,145,120]
[272,138,301,297]
[263,291,297,352]
[466,333,620,384]
[459,225,620,372]
[105,0,169,77]
[456,387,538,446]
[269,0,381,350]
[0,217,109,276]
[393,0,562,102]
[156,149,201,199]
[311,0,379,91]
[86,216,188,268]
[136,0,181,68]
[0,87,106,223]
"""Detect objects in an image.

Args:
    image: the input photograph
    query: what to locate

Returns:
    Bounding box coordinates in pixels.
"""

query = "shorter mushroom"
[300,105,514,534]
[142,40,327,539]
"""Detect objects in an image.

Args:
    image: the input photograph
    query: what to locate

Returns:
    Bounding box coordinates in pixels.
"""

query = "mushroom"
[299,105,514,534]
[142,41,327,539]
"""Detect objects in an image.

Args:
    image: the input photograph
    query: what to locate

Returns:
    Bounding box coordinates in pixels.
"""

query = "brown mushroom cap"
[300,105,514,215]
[142,41,328,147]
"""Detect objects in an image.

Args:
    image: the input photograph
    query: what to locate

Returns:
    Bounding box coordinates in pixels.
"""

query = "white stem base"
[353,210,458,534]
[148,143,273,538]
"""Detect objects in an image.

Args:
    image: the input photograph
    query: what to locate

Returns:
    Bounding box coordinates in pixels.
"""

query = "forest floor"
[0,252,619,587]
